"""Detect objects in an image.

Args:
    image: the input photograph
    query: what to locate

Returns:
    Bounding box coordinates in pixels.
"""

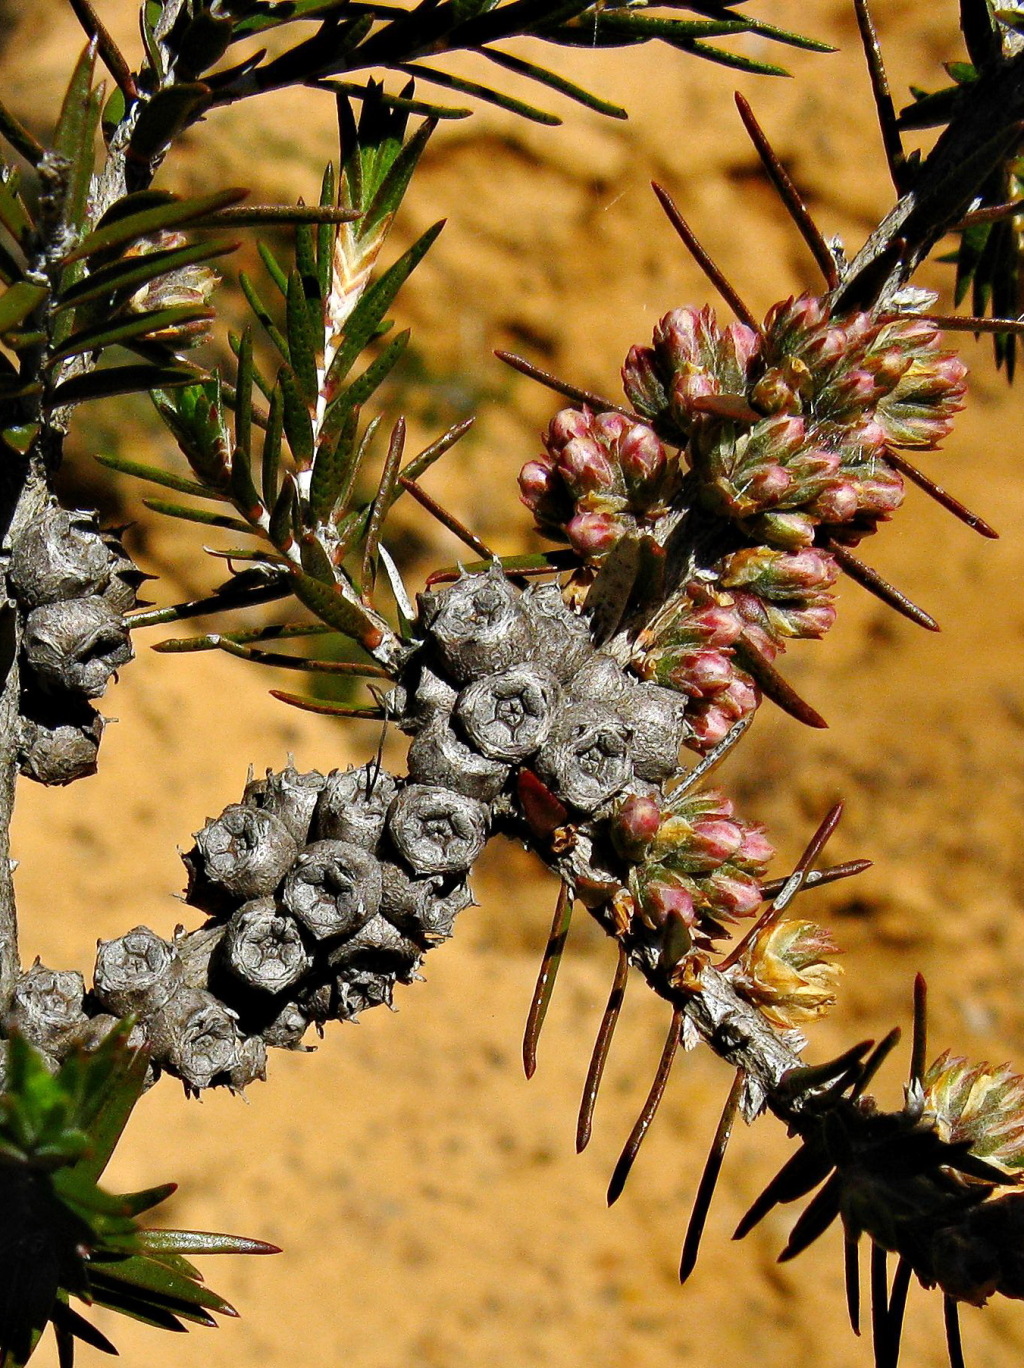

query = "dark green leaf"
[154,622,335,652]
[0,168,33,244]
[129,82,212,163]
[95,451,230,500]
[684,40,789,76]
[0,281,47,334]
[65,187,248,264]
[269,474,297,549]
[53,45,101,236]
[239,270,290,360]
[231,444,264,518]
[257,241,289,296]
[50,362,197,406]
[286,271,319,403]
[269,689,385,718]
[477,47,627,118]
[360,117,436,241]
[0,94,46,166]
[262,386,284,507]
[234,326,254,460]
[316,162,336,300]
[324,328,409,437]
[88,1253,236,1316]
[310,404,359,523]
[278,363,314,466]
[56,237,237,311]
[289,568,386,648]
[128,576,290,629]
[152,379,232,488]
[142,498,257,535]
[46,304,214,364]
[50,1300,118,1357]
[315,78,472,122]
[397,62,560,124]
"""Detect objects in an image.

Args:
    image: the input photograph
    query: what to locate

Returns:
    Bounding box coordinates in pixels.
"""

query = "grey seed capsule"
[615,680,688,781]
[567,652,629,705]
[422,879,474,942]
[244,765,326,846]
[521,582,592,681]
[189,805,299,902]
[99,526,146,614]
[9,963,88,1053]
[229,1035,267,1091]
[223,899,311,993]
[535,707,634,812]
[281,840,382,941]
[327,913,422,972]
[262,1002,311,1050]
[388,784,489,875]
[93,926,182,1016]
[298,978,334,1024]
[407,713,509,802]
[419,565,532,682]
[17,696,105,786]
[8,506,113,609]
[22,597,133,698]
[380,861,441,932]
[314,763,399,850]
[412,666,459,721]
[333,967,395,1019]
[156,988,242,1090]
[455,663,559,762]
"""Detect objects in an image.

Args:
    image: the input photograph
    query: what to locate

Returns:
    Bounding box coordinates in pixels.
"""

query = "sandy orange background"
[3,2,1024,1365]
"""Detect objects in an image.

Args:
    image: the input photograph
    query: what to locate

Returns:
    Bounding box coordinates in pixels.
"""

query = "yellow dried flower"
[728,918,842,1030]
[922,1051,1024,1177]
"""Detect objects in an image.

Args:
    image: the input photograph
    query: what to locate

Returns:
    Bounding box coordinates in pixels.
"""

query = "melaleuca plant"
[0,1023,275,1366]
[0,1,1023,1366]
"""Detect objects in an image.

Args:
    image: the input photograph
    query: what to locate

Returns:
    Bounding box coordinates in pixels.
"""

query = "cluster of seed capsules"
[521,295,967,747]
[7,503,141,784]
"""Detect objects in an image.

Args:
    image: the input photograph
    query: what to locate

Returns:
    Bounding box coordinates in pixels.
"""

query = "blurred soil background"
[2,1,1024,1365]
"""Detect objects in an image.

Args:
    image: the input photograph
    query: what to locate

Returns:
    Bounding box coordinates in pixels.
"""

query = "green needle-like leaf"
[0,281,48,335]
[398,62,561,123]
[477,47,627,117]
[65,188,248,264]
[278,363,315,467]
[239,271,290,360]
[53,44,102,238]
[142,499,258,535]
[289,568,386,648]
[50,363,198,407]
[56,238,237,312]
[286,271,319,403]
[46,305,214,365]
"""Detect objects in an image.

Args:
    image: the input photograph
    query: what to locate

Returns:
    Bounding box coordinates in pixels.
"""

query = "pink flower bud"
[518,458,557,508]
[566,510,623,558]
[754,511,817,549]
[611,794,662,861]
[618,422,666,487]
[707,870,763,918]
[547,408,592,449]
[735,825,774,867]
[560,436,617,494]
[641,876,696,929]
[691,817,744,863]
[746,464,792,503]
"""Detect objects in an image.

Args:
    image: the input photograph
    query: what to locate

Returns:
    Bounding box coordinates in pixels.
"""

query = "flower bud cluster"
[635,544,838,750]
[623,296,964,550]
[7,504,142,784]
[609,787,772,959]
[921,1051,1024,1178]
[519,408,677,559]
